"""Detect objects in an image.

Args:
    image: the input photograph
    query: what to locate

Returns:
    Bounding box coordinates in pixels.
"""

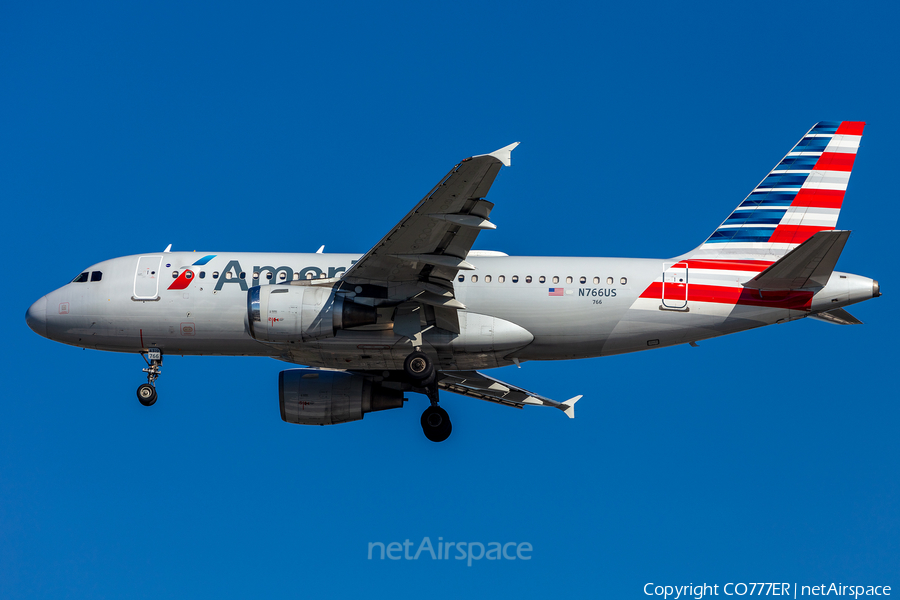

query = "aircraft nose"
[26,296,48,338]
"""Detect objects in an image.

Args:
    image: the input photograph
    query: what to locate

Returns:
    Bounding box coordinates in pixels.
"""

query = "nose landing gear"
[137,348,162,407]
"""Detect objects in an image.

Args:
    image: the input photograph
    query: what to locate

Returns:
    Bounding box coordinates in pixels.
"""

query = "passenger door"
[133,256,162,300]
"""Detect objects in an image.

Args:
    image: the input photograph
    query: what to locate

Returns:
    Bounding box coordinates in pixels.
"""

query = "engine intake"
[248,285,377,342]
[279,369,406,425]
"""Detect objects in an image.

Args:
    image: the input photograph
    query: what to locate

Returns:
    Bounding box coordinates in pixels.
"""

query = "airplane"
[25,121,880,442]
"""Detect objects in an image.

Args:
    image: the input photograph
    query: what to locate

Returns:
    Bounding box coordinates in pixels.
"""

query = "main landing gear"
[421,405,452,443]
[137,348,162,407]
[404,351,452,443]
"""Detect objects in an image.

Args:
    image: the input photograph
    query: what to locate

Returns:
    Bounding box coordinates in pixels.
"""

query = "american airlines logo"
[211,260,354,292]
[164,258,357,293]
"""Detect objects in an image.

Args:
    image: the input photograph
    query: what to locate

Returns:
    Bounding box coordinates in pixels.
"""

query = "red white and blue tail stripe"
[690,121,864,260]
[628,121,866,323]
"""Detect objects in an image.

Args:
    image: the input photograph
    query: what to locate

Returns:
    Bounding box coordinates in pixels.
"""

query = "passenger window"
[566,276,573,284]
[458,275,464,282]
[293,273,300,280]
[512,275,519,283]
[252,272,260,279]
[306,272,314,280]
[266,272,273,280]
[320,272,327,279]
[90,271,102,282]
[172,271,179,278]
[620,277,627,285]
[525,276,532,283]
[579,276,586,284]
[552,276,559,284]
[539,276,546,283]
[279,272,287,280]
[485,275,492,283]
[199,271,206,279]
[471,275,478,282]
[72,272,89,283]
[607,277,613,285]
[212,271,219,279]
[593,277,600,284]
[498,275,505,283]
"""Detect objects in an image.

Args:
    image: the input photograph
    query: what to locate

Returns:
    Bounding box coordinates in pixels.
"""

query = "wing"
[439,370,582,418]
[338,143,519,306]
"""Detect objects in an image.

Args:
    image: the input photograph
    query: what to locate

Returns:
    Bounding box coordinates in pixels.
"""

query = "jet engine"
[279,369,406,425]
[248,285,377,342]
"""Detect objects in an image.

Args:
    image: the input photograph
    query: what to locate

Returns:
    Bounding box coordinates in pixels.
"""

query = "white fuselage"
[26,251,879,371]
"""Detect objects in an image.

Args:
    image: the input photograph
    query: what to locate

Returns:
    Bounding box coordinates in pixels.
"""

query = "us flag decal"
[548,288,564,296]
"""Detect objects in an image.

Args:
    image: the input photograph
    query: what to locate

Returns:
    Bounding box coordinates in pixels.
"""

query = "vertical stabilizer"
[689,121,864,261]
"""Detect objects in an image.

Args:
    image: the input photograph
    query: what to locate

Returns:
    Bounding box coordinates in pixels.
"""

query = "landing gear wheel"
[421,405,452,442]
[137,383,157,407]
[404,351,434,381]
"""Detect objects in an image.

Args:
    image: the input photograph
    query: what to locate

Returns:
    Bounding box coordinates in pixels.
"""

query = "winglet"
[476,142,520,167]
[163,244,172,253]
[316,245,325,254]
[561,395,582,419]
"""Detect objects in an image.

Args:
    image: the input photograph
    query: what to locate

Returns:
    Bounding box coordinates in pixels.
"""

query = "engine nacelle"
[279,369,406,425]
[248,285,377,342]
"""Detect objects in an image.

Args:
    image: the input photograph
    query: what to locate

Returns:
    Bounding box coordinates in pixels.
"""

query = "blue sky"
[2,1,897,598]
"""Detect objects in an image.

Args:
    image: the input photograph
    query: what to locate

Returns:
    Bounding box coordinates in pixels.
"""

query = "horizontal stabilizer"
[809,307,863,325]
[743,230,850,291]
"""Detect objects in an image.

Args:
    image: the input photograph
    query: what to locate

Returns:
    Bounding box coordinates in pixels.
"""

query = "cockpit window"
[90,271,102,282]
[72,272,89,283]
